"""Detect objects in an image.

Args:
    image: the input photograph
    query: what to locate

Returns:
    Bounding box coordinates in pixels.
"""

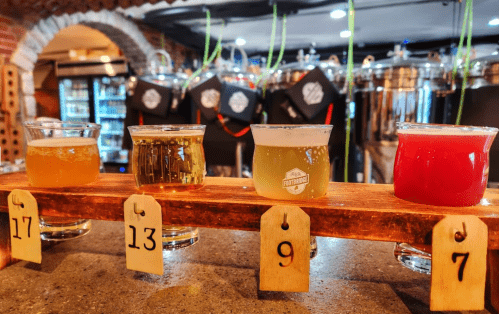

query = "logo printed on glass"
[228,91,249,113]
[201,89,220,109]
[302,82,324,106]
[282,168,310,195]
[142,89,161,109]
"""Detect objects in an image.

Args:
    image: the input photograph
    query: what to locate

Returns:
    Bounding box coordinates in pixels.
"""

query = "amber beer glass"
[23,121,101,240]
[128,125,206,250]
[251,124,333,258]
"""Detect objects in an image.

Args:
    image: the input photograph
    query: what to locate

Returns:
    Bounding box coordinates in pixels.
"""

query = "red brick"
[0,41,17,49]
[0,34,16,42]
[11,26,25,39]
[0,16,13,25]
[0,23,10,32]
[0,48,13,58]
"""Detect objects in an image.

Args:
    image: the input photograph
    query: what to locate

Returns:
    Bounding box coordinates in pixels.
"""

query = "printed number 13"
[128,225,156,251]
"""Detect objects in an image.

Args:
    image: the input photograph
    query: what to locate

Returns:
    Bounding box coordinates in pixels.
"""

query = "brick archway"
[10,10,157,118]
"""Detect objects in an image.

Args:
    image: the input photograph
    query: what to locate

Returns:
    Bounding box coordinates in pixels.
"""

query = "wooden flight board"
[0,173,499,248]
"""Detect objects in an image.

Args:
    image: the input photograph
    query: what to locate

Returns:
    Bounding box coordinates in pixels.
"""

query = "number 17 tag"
[430,215,488,311]
[124,194,163,276]
[8,189,41,264]
[260,205,310,292]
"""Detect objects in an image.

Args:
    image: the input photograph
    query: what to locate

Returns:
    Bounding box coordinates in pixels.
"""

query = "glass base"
[393,242,431,274]
[40,218,92,241]
[310,236,318,259]
[162,226,199,251]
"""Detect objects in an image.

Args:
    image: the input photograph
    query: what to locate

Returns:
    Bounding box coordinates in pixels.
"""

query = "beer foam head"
[130,130,205,138]
[397,123,498,136]
[251,125,333,147]
[28,137,97,147]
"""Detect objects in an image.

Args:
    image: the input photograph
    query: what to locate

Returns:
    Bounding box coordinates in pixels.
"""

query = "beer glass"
[23,121,101,241]
[393,122,498,273]
[251,124,334,258]
[128,125,206,250]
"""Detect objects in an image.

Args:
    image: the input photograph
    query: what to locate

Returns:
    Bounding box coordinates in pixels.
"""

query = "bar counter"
[1,220,489,314]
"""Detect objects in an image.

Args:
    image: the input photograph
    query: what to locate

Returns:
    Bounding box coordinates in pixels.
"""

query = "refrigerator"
[57,58,129,171]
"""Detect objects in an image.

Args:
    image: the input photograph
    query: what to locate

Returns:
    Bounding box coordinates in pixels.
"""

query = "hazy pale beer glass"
[393,122,498,273]
[251,124,333,258]
[23,121,101,240]
[128,125,206,250]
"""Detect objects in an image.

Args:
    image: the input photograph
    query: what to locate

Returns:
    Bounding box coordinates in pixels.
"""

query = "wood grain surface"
[1,172,499,249]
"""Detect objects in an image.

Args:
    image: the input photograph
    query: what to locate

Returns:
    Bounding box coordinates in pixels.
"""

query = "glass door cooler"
[56,58,130,171]
[93,76,128,164]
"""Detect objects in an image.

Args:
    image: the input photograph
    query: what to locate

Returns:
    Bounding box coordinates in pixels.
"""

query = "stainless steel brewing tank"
[355,55,451,183]
[453,53,499,182]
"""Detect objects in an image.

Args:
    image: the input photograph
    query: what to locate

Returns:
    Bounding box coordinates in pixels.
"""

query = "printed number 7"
[452,252,469,282]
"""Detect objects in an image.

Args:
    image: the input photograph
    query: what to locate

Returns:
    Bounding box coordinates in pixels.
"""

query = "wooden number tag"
[430,215,488,311]
[8,190,41,264]
[124,194,163,276]
[260,205,310,292]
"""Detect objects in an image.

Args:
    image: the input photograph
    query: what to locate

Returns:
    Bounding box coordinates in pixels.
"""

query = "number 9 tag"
[8,190,41,264]
[430,215,488,311]
[260,205,310,292]
[124,194,163,276]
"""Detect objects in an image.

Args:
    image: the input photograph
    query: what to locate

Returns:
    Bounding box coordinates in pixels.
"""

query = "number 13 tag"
[8,189,41,264]
[124,194,163,276]
[430,215,488,311]
[260,205,310,292]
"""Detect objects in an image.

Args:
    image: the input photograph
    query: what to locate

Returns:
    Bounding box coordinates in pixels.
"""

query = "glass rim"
[396,122,498,134]
[23,121,101,130]
[128,124,206,130]
[250,124,334,130]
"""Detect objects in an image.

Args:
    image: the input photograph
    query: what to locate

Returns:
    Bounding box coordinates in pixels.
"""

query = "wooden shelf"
[2,172,499,249]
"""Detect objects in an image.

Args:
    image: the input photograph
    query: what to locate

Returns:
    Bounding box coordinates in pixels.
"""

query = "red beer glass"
[393,122,498,273]
[394,122,498,207]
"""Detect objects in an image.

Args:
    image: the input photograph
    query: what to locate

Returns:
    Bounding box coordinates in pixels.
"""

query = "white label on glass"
[228,91,249,113]
[282,168,309,195]
[302,82,324,106]
[201,89,220,108]
[142,88,161,109]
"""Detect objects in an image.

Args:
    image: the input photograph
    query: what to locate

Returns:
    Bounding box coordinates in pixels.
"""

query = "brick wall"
[136,20,198,71]
[0,15,25,61]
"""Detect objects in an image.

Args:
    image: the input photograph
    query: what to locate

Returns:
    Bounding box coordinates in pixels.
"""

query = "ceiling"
[122,0,499,61]
[11,0,499,66]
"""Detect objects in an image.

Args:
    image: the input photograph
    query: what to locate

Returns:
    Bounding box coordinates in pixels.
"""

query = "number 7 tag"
[124,194,163,276]
[430,215,488,311]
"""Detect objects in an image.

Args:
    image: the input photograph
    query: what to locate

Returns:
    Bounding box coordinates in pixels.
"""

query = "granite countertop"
[0,220,490,314]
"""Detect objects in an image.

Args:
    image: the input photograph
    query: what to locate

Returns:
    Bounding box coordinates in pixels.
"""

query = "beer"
[26,137,100,187]
[394,123,498,206]
[130,131,205,192]
[253,144,330,200]
[251,125,333,200]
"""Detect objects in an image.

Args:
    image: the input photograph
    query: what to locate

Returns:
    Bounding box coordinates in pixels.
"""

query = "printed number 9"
[277,241,294,267]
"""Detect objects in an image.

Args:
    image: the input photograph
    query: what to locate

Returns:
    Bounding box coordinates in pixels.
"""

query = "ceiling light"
[340,30,351,38]
[330,9,346,19]
[489,18,499,26]
[235,38,246,46]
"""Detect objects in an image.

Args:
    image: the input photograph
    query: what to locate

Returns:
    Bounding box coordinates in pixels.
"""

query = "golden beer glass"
[128,125,206,250]
[251,124,333,258]
[23,121,101,240]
